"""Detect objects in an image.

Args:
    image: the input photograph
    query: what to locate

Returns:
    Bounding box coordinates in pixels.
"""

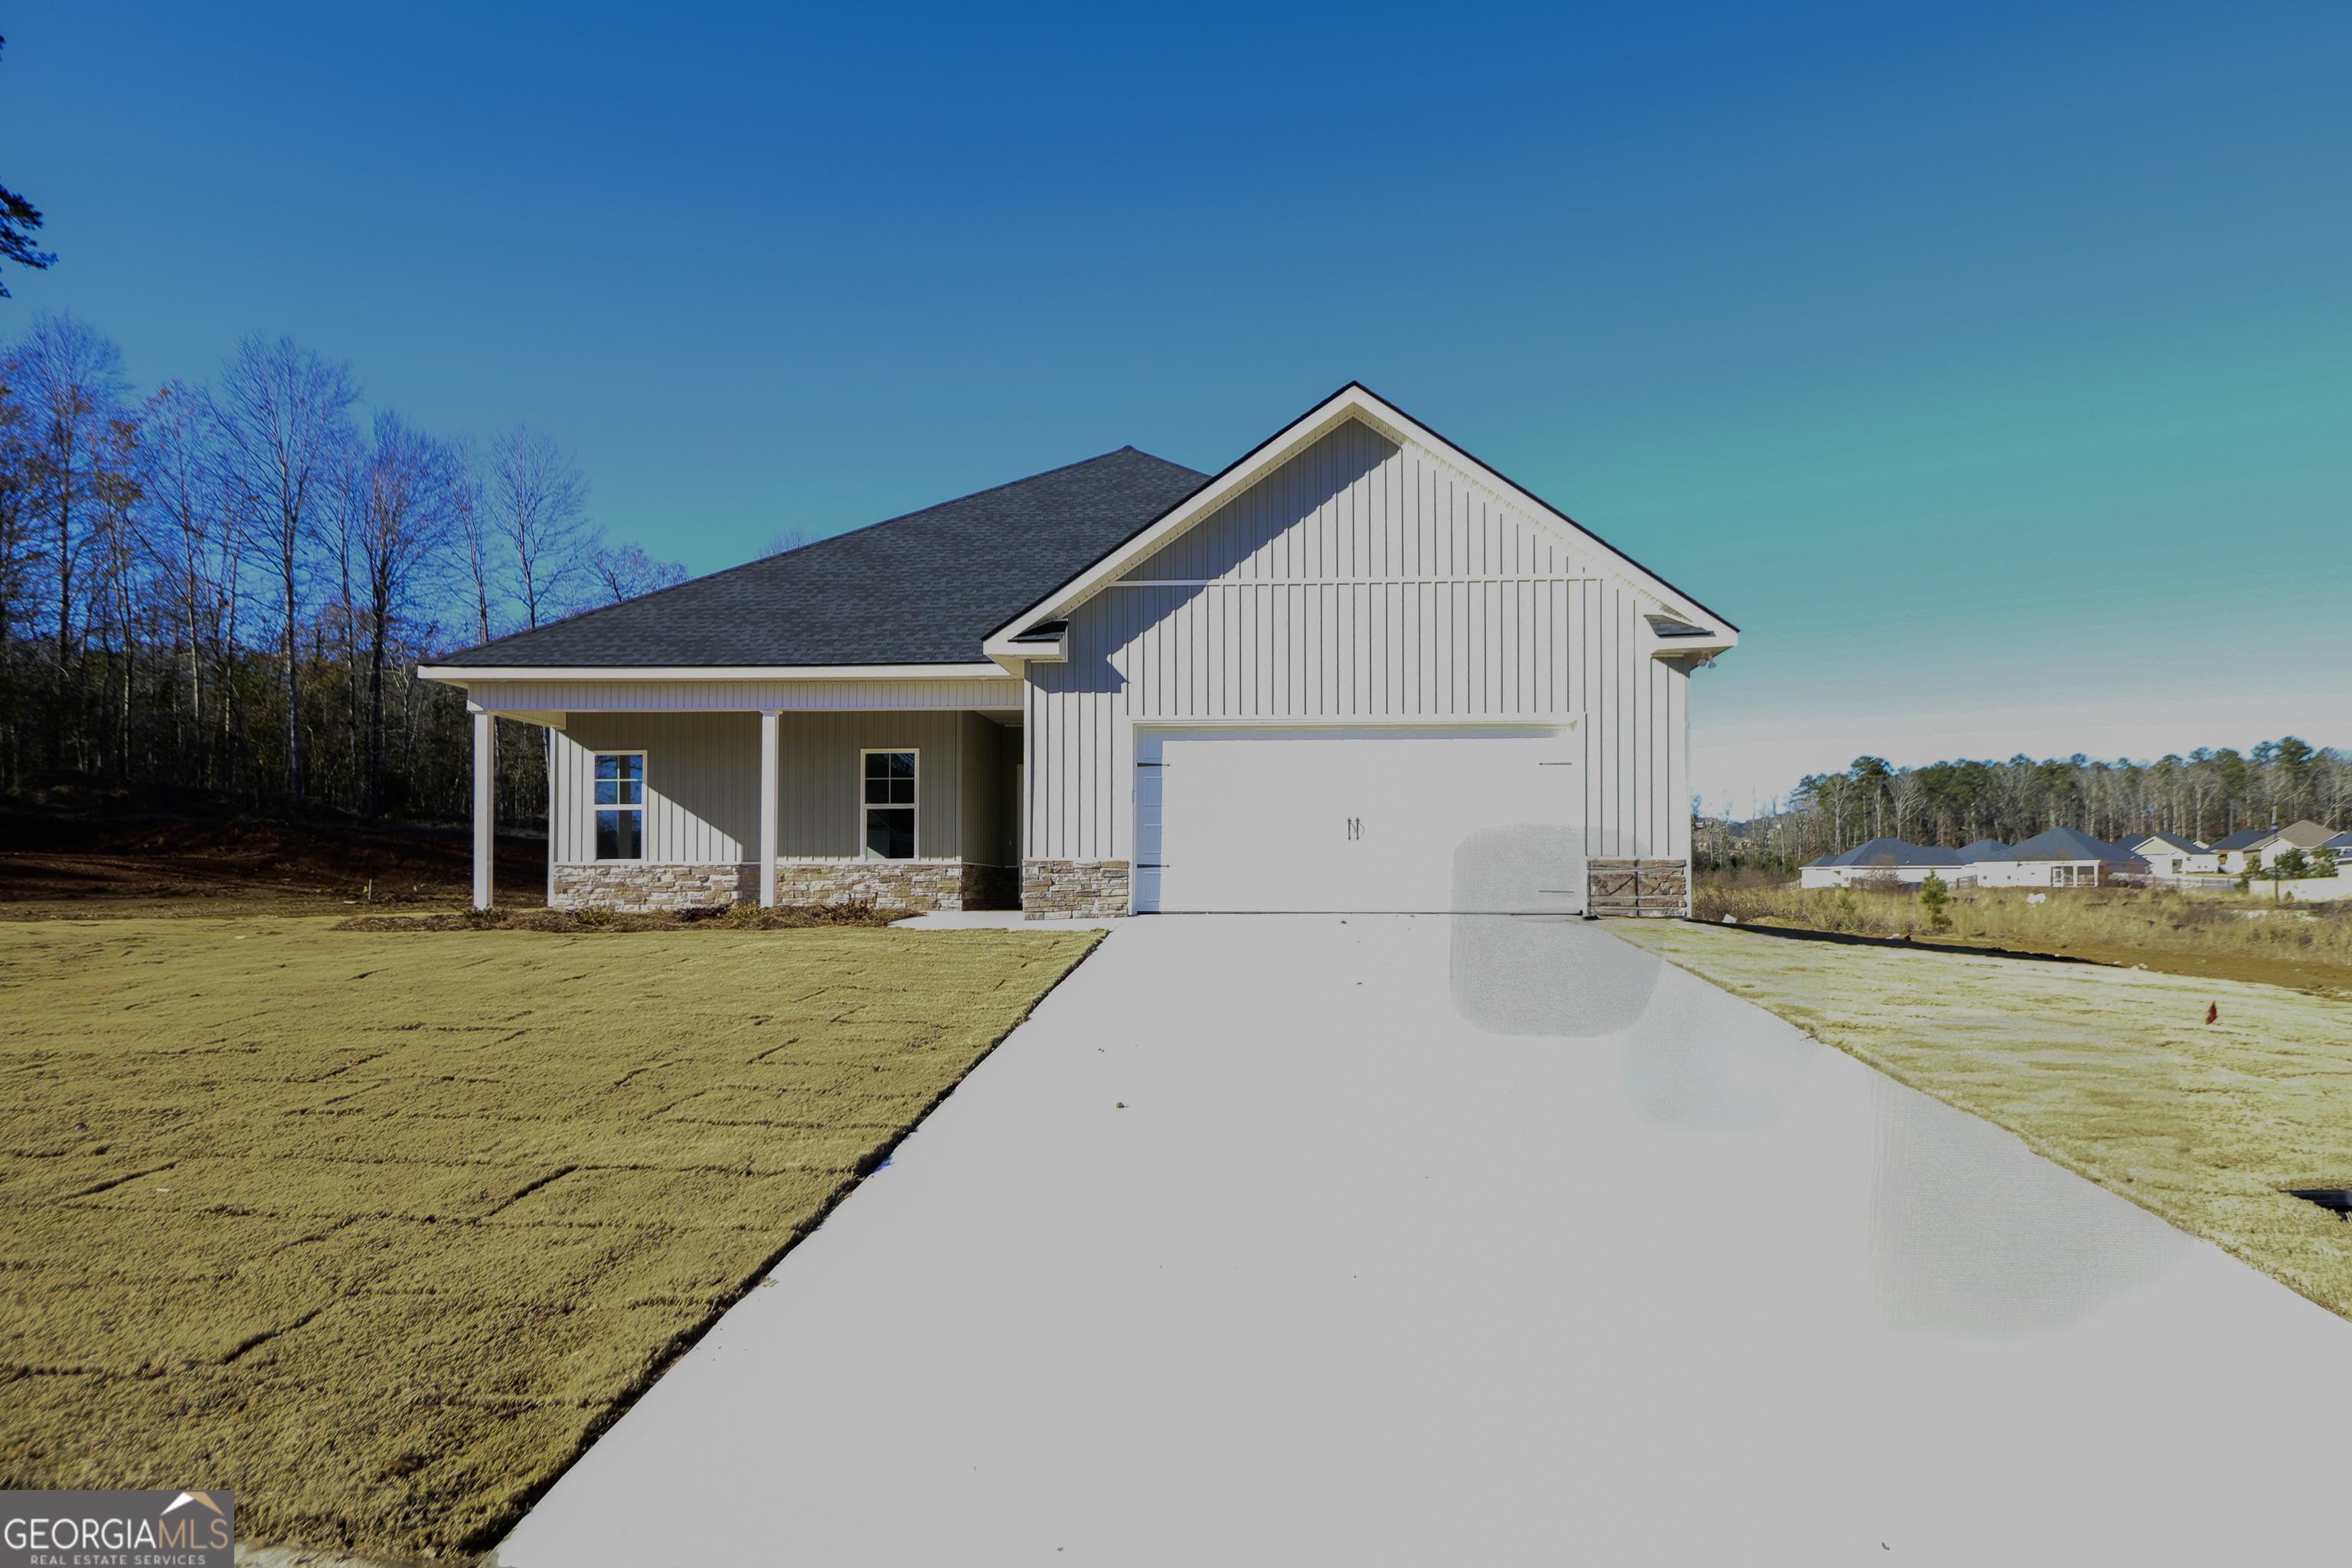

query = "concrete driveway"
[490,916,2352,1566]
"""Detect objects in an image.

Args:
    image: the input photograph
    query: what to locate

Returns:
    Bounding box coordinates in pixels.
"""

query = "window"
[594,753,645,860]
[863,750,916,859]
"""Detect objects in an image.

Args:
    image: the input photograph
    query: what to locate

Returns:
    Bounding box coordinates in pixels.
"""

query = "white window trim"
[859,747,920,861]
[591,749,648,863]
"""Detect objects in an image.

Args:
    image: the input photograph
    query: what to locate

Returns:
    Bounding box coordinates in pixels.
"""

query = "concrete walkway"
[490,916,2352,1566]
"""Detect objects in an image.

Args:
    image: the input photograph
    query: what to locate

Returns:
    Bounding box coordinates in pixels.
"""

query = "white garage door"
[1133,726,1585,913]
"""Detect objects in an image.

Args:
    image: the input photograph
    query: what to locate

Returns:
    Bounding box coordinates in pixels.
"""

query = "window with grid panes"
[593,753,645,859]
[863,750,916,859]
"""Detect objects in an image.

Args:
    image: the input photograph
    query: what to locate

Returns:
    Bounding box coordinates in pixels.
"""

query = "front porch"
[446,671,1048,916]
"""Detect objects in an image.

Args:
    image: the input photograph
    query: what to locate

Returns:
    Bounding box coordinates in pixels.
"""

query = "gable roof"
[2130,831,2207,854]
[1956,838,2016,861]
[2009,826,2144,863]
[2324,832,2352,852]
[2275,818,2338,849]
[982,383,1738,664]
[2210,826,2278,852]
[1806,838,1965,868]
[429,448,1207,668]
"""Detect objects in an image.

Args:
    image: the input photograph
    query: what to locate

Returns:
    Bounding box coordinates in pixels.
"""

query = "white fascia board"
[981,384,1739,658]
[420,662,1011,687]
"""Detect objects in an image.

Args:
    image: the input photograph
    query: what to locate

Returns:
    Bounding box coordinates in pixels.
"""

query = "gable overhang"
[981,382,1740,671]
[418,662,1011,686]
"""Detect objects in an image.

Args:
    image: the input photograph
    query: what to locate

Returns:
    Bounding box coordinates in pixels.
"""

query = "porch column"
[471,708,495,910]
[758,708,780,908]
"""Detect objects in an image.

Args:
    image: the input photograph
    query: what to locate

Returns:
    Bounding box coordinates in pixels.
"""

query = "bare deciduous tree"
[346,410,462,815]
[580,541,686,607]
[212,335,358,804]
[485,425,588,629]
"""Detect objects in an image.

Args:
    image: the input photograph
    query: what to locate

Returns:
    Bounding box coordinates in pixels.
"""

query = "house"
[2324,831,2352,866]
[1798,839,1971,890]
[418,384,1737,920]
[2252,820,2341,868]
[2209,825,2277,874]
[2122,831,2218,878]
[1980,826,2149,888]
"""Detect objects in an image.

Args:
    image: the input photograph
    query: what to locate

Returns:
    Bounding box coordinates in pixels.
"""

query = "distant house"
[2123,831,2218,878]
[1798,838,1969,890]
[1989,826,2151,888]
[2324,831,2352,864]
[2209,826,2275,874]
[2256,820,2341,868]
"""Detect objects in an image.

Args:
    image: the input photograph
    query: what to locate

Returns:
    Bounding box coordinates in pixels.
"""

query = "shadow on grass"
[1693,918,2105,968]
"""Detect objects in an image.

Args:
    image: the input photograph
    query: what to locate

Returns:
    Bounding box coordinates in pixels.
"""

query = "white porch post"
[759,709,780,908]
[472,707,496,910]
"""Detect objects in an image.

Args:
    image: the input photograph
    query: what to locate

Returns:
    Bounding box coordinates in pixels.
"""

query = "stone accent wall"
[551,863,748,912]
[552,860,1017,914]
[1022,859,1131,920]
[1586,858,1689,918]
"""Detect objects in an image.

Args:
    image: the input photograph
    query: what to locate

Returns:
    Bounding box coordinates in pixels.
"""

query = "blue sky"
[5,2,2345,808]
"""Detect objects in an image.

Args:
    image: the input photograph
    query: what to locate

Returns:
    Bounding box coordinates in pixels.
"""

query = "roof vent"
[1010,619,1070,662]
[1645,613,1714,638]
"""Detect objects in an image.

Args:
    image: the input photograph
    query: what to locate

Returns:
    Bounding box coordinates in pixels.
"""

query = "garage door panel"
[1135,727,1583,914]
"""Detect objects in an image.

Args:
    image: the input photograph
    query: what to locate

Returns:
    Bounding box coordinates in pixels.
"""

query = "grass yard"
[1692,874,2352,995]
[1608,920,2352,1324]
[0,917,1101,1562]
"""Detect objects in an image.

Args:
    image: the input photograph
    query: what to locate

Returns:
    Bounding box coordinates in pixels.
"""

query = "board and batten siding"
[1025,417,1694,864]
[551,710,1008,864]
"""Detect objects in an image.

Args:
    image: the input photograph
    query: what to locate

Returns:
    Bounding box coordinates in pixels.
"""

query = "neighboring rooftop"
[2009,826,2145,863]
[1805,838,1966,868]
[2131,831,2207,854]
[2210,826,2277,853]
[436,447,1209,667]
[1955,838,2016,861]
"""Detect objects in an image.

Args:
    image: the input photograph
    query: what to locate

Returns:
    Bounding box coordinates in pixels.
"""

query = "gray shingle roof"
[1956,838,2015,861]
[2130,831,2206,854]
[2209,827,2276,852]
[1806,838,1965,867]
[2009,826,2144,863]
[436,447,1208,667]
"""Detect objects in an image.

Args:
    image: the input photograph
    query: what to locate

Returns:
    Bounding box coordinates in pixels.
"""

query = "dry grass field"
[1609,920,2352,1323]
[1693,874,2352,993]
[0,917,1102,1562]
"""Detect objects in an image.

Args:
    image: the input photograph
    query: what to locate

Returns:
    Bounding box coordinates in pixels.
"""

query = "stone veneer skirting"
[1022,859,1131,920]
[550,861,1017,914]
[1586,858,1690,918]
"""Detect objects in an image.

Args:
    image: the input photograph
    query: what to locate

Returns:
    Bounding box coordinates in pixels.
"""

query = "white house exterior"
[1803,830,2151,890]
[2252,820,2339,867]
[1797,839,1971,890]
[2209,826,2276,874]
[2122,832,2218,878]
[420,385,1737,920]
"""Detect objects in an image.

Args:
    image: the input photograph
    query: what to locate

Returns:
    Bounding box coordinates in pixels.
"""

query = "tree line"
[1700,740,2350,869]
[0,314,696,825]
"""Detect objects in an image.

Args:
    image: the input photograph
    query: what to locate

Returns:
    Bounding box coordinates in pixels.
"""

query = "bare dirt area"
[0,811,545,920]
[0,917,1103,1563]
[1608,919,2352,1325]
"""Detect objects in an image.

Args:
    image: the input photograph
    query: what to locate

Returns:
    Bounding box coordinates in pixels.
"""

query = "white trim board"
[1128,714,1583,730]
[422,662,1011,684]
[983,384,1739,660]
